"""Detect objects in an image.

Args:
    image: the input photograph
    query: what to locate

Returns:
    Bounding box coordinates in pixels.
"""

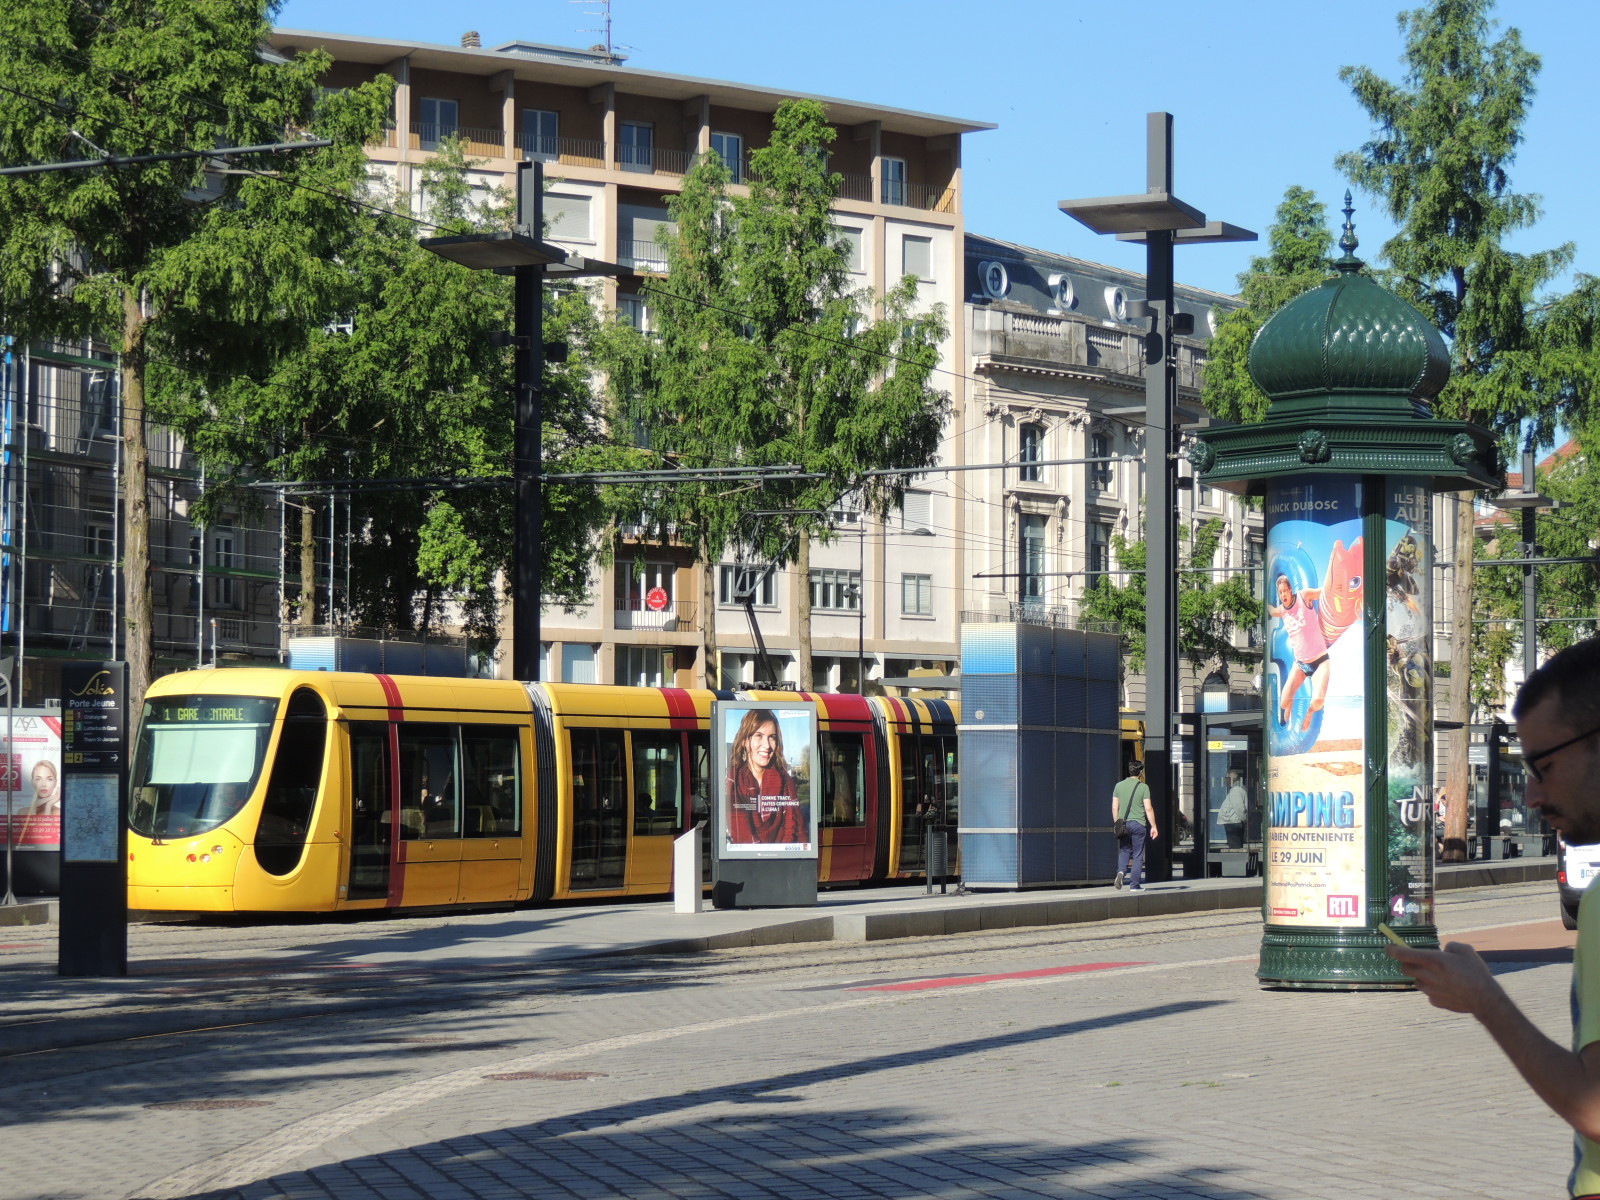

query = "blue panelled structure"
[958,613,1121,888]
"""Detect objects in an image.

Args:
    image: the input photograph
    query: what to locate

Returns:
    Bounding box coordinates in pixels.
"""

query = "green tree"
[0,0,390,701]
[1337,0,1579,860]
[1079,518,1262,679]
[159,137,625,654]
[1202,186,1335,424]
[601,99,949,689]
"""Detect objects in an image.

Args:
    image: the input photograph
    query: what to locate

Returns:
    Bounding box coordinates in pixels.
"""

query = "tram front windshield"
[130,696,280,837]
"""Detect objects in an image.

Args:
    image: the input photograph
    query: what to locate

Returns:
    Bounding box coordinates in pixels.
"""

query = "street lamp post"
[1058,113,1254,881]
[422,161,625,681]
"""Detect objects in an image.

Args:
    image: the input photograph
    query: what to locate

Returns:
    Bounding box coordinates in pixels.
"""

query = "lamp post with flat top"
[421,160,625,681]
[1058,113,1254,884]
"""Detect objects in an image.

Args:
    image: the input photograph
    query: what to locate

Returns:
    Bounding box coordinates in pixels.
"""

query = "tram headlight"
[186,854,196,862]
[212,845,224,855]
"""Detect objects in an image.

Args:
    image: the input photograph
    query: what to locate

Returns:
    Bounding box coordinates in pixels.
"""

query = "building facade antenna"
[570,0,631,63]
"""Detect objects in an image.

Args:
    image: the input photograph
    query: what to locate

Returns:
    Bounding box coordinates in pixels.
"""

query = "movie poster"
[1385,479,1434,927]
[0,711,63,851]
[1264,480,1367,927]
[715,700,818,859]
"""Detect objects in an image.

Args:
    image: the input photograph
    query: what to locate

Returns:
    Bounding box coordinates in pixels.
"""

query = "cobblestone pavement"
[0,883,1578,1200]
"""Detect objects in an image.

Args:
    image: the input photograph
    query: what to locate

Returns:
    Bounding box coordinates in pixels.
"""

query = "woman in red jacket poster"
[722,706,813,852]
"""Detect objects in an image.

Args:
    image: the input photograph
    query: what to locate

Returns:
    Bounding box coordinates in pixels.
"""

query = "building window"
[902,573,933,617]
[1020,514,1047,602]
[881,156,906,206]
[210,524,237,608]
[719,564,775,607]
[561,643,599,684]
[902,235,933,282]
[616,645,673,688]
[810,568,861,612]
[1090,432,1113,491]
[1247,536,1264,596]
[1088,523,1111,590]
[523,108,558,159]
[901,489,931,532]
[547,193,592,242]
[616,562,674,612]
[617,293,651,331]
[1197,479,1214,507]
[710,131,743,182]
[835,225,863,273]
[620,121,654,172]
[418,97,458,150]
[1019,423,1044,483]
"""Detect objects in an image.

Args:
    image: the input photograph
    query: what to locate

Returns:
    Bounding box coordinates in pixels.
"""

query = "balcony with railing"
[518,133,606,167]
[407,123,506,157]
[614,597,696,632]
[617,239,669,274]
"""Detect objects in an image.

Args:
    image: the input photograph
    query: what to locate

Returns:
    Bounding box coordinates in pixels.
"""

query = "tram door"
[347,723,392,901]
[898,733,957,875]
[820,732,869,880]
[570,729,627,889]
[628,732,682,891]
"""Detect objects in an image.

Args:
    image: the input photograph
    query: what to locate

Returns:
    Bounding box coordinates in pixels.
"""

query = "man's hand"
[1387,942,1502,1016]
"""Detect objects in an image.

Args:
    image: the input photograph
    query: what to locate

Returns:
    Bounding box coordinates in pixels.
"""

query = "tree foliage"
[1336,0,1598,859]
[156,137,626,651]
[599,99,950,687]
[1079,518,1262,677]
[1201,186,1335,424]
[0,0,391,699]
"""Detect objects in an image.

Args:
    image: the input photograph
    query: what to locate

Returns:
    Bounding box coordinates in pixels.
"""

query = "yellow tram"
[126,668,958,913]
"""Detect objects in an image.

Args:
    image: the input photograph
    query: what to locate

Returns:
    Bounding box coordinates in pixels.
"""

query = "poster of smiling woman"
[716,700,817,859]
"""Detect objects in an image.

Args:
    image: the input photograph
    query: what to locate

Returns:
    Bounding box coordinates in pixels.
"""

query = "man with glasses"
[1389,636,1600,1198]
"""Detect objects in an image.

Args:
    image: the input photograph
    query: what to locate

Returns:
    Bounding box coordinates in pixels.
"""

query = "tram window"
[130,695,277,838]
[633,732,682,835]
[350,723,389,826]
[461,726,520,836]
[820,732,865,828]
[688,732,711,828]
[256,688,327,876]
[398,723,459,839]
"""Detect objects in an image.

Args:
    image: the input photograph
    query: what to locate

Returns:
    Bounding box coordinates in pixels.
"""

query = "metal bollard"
[925,824,949,895]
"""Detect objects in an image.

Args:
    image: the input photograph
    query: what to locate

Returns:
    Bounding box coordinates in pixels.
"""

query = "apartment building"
[267,27,991,691]
[961,233,1256,707]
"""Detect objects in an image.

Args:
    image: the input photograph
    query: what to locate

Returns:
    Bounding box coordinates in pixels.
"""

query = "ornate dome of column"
[1247,193,1449,417]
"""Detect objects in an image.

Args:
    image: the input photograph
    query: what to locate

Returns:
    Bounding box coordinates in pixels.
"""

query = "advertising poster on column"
[716,700,818,860]
[1385,479,1434,927]
[2,711,64,852]
[1264,479,1367,927]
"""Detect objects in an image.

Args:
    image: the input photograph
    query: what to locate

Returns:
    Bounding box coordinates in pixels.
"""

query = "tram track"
[0,882,1554,1066]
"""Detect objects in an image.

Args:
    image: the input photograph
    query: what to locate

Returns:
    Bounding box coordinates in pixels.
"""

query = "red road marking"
[855,962,1149,991]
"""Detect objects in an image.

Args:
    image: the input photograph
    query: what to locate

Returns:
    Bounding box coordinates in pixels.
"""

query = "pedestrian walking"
[1388,635,1600,1198]
[1112,761,1158,890]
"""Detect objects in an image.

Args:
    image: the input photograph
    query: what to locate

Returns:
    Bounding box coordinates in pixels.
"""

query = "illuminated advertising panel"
[715,700,818,860]
[1264,480,1366,927]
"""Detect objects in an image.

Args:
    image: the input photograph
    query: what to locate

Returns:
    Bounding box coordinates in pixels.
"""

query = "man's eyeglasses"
[1523,724,1600,784]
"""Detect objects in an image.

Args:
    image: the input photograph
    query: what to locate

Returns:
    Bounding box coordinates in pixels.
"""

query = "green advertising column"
[1193,200,1503,989]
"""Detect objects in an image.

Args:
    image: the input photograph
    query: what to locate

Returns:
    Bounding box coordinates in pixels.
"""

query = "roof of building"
[270,29,997,139]
[966,231,1241,304]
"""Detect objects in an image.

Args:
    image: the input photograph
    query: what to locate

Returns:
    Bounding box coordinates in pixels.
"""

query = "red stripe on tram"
[660,687,699,730]
[373,673,405,723]
[854,962,1149,992]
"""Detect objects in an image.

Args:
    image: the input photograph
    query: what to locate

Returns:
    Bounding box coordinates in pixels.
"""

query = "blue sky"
[274,0,1599,299]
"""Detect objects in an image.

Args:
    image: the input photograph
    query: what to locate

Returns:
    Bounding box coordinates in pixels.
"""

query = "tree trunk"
[700,547,718,688]
[1441,490,1475,862]
[120,289,154,705]
[298,501,318,627]
[797,537,813,690]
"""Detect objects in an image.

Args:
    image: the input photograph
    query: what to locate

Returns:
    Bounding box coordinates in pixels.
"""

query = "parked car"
[1557,835,1600,930]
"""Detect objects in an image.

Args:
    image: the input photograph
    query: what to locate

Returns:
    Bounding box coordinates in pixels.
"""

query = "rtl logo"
[1327,895,1359,919]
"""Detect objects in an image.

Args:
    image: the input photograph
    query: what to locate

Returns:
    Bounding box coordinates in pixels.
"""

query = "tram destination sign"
[62,663,126,768]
